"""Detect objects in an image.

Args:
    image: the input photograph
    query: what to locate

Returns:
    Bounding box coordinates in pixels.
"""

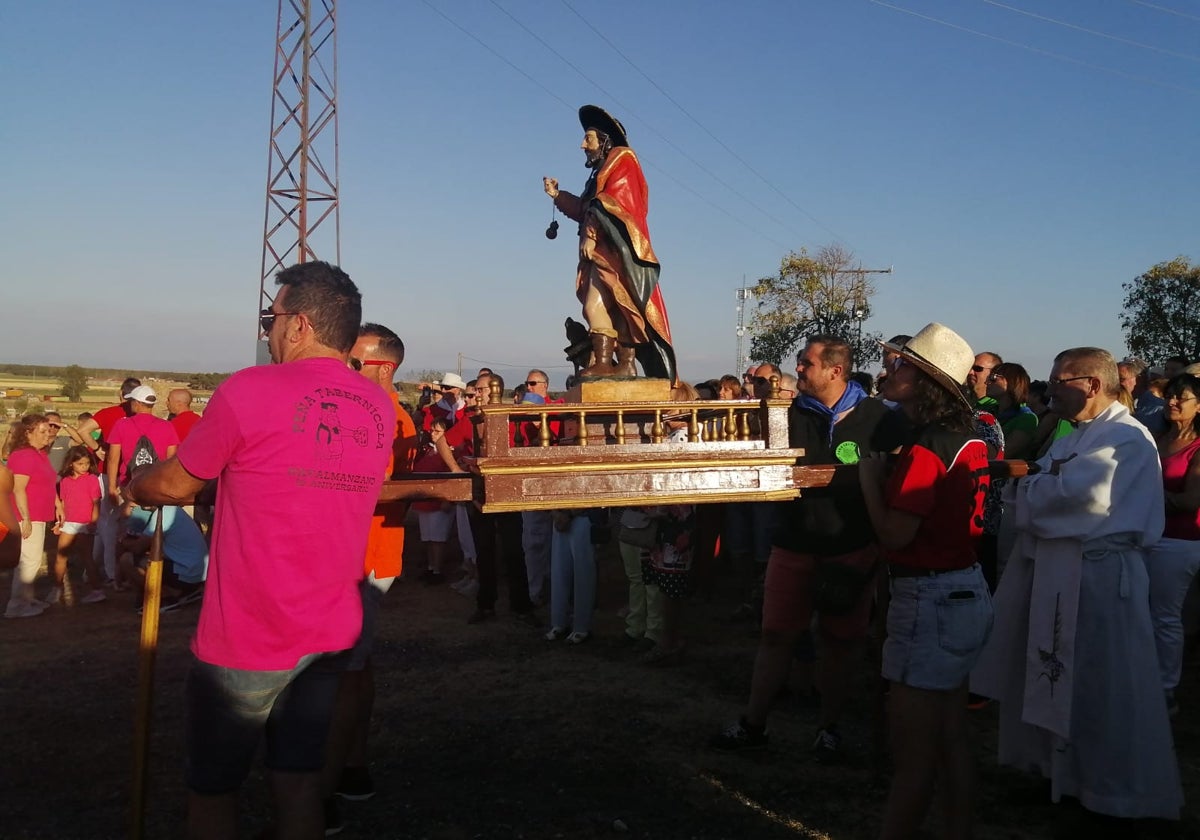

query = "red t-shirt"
[884,427,989,571]
[170,410,202,442]
[92,403,128,444]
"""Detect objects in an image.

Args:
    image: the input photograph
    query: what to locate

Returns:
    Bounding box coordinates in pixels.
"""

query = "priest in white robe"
[973,346,1183,821]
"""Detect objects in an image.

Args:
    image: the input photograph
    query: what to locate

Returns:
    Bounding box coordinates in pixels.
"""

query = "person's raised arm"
[106,444,122,505]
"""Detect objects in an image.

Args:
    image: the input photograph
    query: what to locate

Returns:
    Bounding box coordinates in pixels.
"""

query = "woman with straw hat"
[857,323,994,840]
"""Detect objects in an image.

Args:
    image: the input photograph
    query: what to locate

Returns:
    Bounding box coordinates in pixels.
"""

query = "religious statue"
[544,105,677,384]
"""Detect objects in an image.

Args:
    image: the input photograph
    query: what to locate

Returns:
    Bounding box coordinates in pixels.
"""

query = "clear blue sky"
[3,0,1197,388]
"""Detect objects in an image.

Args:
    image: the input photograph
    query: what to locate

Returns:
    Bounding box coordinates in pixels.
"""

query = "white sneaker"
[5,600,45,619]
[457,580,479,598]
[80,590,107,605]
[46,587,63,605]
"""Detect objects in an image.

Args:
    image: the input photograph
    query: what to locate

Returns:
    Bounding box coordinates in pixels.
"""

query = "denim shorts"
[882,564,993,691]
[185,649,350,794]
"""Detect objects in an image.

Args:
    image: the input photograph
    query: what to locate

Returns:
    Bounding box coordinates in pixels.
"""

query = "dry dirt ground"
[2,521,1199,840]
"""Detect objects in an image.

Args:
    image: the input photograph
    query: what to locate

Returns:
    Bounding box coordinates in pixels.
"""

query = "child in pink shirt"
[52,446,105,605]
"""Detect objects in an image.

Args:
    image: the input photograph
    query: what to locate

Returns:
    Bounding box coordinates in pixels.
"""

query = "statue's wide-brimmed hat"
[880,322,974,410]
[579,105,628,148]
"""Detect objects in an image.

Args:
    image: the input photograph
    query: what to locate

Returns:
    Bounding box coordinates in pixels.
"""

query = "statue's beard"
[584,148,604,169]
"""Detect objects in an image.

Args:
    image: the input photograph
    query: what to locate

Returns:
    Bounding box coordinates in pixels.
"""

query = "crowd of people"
[2,263,1197,838]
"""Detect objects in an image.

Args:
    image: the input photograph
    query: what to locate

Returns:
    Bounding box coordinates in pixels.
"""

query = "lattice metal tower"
[257,0,340,352]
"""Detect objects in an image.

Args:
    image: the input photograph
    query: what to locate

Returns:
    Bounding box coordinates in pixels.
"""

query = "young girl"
[412,418,460,584]
[51,446,106,605]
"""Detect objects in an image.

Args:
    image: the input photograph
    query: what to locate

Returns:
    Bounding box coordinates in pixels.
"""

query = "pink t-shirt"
[177,357,392,670]
[60,473,102,524]
[6,448,57,522]
[1162,438,1200,540]
[108,414,180,484]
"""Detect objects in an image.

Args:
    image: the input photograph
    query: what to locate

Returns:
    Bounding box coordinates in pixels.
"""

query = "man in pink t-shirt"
[129,262,391,838]
[105,385,179,503]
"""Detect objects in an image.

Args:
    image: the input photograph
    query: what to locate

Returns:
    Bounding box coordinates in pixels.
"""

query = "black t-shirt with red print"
[884,424,989,571]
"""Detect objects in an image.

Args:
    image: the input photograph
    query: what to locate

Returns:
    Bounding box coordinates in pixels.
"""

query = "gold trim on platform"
[481,488,798,513]
[480,455,802,476]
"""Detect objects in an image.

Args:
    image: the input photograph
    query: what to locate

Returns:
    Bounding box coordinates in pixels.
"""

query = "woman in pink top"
[51,445,106,606]
[1151,373,1200,713]
[4,414,60,619]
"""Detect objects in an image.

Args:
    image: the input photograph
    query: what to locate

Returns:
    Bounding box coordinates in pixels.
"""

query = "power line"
[486,0,820,248]
[559,0,850,247]
[867,0,1200,97]
[1129,1,1200,25]
[418,0,797,253]
[984,0,1200,63]
[418,0,573,111]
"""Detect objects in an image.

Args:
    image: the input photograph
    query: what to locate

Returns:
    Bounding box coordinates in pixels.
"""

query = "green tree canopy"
[1120,257,1200,364]
[58,365,89,401]
[748,244,882,369]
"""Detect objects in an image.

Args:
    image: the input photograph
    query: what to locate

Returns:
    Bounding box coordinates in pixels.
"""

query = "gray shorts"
[882,564,993,691]
[185,649,350,794]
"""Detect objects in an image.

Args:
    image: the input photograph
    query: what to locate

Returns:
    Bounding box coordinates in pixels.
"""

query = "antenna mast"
[257,0,340,352]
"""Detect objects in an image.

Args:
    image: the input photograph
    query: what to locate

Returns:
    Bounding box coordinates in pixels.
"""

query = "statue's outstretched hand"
[543,177,559,199]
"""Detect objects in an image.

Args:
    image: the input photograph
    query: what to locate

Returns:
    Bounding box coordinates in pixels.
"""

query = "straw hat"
[880,322,974,409]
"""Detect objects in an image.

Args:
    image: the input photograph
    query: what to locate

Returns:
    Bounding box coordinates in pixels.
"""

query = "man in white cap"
[419,372,468,433]
[105,384,179,506]
[973,347,1183,825]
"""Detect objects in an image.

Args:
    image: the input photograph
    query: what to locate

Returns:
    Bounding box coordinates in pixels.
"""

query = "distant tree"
[58,365,89,401]
[1120,257,1200,364]
[749,244,882,369]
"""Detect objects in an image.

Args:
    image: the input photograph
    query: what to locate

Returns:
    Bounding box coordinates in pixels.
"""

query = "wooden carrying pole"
[131,511,165,840]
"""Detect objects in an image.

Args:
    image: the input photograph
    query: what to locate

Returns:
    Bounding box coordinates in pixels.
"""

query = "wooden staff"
[131,509,165,840]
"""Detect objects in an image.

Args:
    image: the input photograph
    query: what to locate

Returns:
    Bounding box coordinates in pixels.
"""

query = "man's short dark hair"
[1166,354,1190,367]
[359,322,405,366]
[275,261,362,353]
[804,334,852,380]
[121,377,142,399]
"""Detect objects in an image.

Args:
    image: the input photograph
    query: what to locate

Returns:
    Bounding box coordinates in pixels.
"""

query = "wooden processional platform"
[374,377,845,512]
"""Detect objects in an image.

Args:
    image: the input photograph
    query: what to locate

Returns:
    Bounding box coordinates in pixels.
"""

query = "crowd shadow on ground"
[1,516,1198,839]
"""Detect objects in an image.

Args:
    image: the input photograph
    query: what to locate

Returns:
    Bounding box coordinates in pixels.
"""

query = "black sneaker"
[323,796,344,836]
[335,765,375,801]
[812,726,842,764]
[709,717,768,752]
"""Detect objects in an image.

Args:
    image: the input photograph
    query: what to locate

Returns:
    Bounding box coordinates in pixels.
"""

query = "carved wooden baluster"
[769,374,781,399]
[651,409,663,443]
[539,411,551,447]
[689,407,700,442]
[616,409,625,444]
[739,406,751,441]
[726,406,736,441]
[490,379,502,404]
[577,411,588,446]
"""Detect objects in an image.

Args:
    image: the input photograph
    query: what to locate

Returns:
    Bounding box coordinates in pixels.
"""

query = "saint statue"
[544,105,677,383]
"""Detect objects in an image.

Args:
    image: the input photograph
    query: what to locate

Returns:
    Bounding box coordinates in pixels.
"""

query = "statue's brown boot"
[613,343,637,377]
[579,333,616,377]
